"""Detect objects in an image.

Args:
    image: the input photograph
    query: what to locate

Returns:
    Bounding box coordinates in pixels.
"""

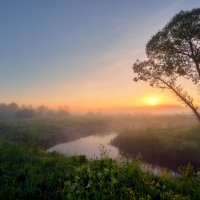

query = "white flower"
[87,167,91,173]
[71,185,75,191]
[97,172,102,177]
[104,168,109,174]
[196,171,200,178]
[75,175,80,180]
[64,181,70,185]
[86,183,91,188]
[163,185,166,190]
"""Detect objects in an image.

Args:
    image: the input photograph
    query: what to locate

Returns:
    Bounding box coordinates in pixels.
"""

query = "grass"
[0,114,197,149]
[1,144,200,200]
[111,125,200,170]
[0,114,200,199]
[0,115,112,149]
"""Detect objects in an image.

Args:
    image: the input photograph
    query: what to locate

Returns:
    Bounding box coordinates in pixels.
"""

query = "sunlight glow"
[146,97,159,106]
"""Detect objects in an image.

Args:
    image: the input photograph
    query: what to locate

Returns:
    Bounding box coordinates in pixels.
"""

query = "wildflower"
[64,181,70,186]
[163,185,166,190]
[86,183,90,188]
[87,167,91,173]
[97,172,102,177]
[71,185,75,191]
[156,182,160,187]
[104,168,109,174]
[196,171,200,178]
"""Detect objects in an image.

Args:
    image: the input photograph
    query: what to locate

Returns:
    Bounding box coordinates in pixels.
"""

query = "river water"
[48,132,119,159]
[48,132,179,177]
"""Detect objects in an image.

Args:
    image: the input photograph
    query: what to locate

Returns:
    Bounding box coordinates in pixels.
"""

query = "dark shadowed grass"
[111,125,200,170]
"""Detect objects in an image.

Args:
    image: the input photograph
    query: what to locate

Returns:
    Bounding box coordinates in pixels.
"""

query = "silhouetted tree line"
[0,103,70,119]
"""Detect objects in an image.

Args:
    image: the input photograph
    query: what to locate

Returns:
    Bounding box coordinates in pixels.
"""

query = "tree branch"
[157,77,200,121]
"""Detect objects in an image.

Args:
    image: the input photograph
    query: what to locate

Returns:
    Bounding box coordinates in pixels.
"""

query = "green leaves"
[132,8,200,121]
[145,8,200,82]
[1,144,200,199]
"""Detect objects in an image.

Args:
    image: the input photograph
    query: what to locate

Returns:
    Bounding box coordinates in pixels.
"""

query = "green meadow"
[0,114,200,199]
[111,125,200,170]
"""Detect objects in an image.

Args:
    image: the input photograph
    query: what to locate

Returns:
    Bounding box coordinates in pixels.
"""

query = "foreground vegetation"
[112,125,200,170]
[1,144,200,200]
[1,114,200,199]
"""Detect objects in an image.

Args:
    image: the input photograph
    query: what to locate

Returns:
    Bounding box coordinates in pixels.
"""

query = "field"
[112,124,200,170]
[0,114,200,199]
[0,114,113,149]
[1,144,200,200]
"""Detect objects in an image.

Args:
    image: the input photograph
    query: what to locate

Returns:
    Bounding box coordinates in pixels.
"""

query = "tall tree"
[133,8,200,121]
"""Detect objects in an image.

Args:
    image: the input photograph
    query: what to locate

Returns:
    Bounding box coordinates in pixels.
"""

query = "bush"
[1,144,200,199]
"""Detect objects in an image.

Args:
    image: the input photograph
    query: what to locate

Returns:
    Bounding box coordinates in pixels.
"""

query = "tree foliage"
[133,8,200,121]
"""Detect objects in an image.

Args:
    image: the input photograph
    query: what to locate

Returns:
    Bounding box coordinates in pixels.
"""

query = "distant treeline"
[0,103,70,119]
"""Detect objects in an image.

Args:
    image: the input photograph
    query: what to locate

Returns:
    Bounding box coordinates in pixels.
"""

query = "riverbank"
[0,115,112,149]
[111,125,200,171]
[1,144,200,199]
[1,114,200,199]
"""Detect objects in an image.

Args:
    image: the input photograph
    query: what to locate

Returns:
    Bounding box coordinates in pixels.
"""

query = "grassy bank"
[1,144,200,200]
[0,115,112,149]
[0,114,197,149]
[111,125,200,170]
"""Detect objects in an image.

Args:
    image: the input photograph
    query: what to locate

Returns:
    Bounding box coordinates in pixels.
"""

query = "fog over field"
[1,0,200,199]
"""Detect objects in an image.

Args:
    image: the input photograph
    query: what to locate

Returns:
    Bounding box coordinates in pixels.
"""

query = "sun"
[146,97,159,106]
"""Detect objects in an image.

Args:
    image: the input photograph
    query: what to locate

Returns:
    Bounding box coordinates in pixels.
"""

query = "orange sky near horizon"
[14,61,199,112]
[4,55,199,112]
[11,62,198,112]
[1,1,199,113]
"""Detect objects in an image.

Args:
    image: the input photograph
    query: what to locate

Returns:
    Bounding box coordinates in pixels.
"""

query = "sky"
[0,0,200,111]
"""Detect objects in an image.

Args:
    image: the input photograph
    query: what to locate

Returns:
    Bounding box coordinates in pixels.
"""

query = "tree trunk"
[160,79,200,122]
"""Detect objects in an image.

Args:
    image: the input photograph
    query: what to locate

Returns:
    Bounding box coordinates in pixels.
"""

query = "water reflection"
[48,132,179,177]
[48,132,119,159]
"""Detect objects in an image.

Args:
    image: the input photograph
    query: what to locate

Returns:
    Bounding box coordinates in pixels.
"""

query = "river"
[48,132,119,159]
[48,132,179,177]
